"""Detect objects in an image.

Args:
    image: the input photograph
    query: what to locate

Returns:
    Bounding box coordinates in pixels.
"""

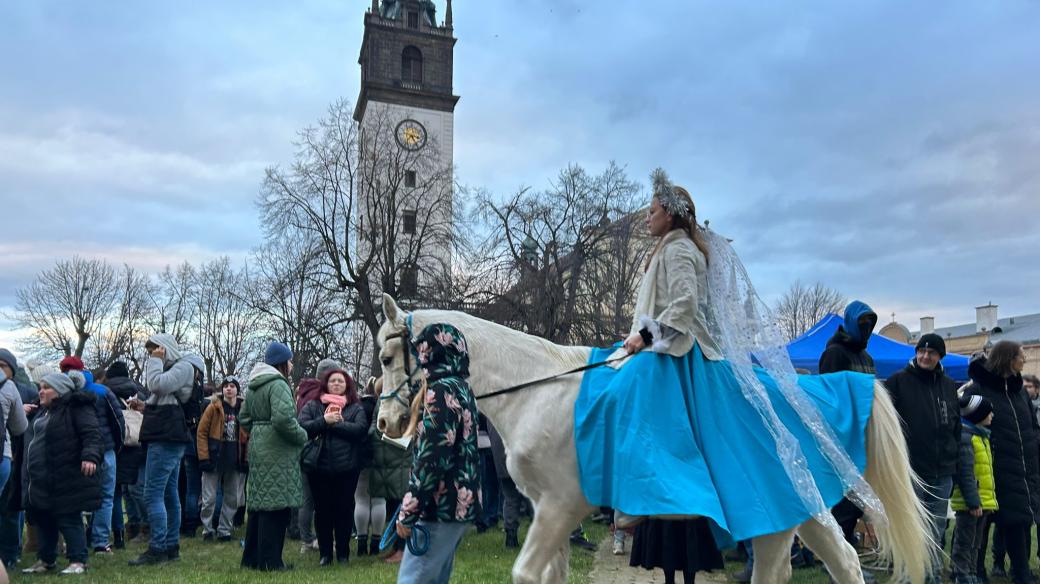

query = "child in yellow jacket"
[950,394,995,584]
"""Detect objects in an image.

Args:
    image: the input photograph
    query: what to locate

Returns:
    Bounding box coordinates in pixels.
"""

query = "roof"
[913,312,1040,345]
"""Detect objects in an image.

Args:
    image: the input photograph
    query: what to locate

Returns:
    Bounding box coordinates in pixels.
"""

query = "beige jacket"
[630,229,722,361]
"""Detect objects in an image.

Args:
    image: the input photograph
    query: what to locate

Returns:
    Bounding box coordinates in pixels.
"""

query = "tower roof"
[380,0,437,26]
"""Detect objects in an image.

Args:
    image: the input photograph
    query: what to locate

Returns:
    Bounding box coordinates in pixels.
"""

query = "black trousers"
[831,497,863,543]
[241,508,291,571]
[1001,522,1033,584]
[309,470,361,561]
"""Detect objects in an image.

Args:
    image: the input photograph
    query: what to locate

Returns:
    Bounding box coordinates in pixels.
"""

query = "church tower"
[355,0,459,298]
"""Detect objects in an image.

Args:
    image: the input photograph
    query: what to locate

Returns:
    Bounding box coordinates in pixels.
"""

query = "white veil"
[700,226,887,535]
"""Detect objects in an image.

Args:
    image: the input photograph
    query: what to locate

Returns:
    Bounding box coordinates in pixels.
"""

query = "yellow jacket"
[951,423,997,512]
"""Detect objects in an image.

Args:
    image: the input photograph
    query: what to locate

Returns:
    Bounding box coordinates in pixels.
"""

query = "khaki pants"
[200,469,243,537]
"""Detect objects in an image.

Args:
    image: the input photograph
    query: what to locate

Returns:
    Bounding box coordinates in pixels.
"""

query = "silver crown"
[651,168,689,217]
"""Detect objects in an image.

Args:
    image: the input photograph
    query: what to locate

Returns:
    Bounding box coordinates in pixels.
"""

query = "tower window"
[400,264,418,297]
[402,210,417,234]
[405,170,417,188]
[407,11,419,29]
[402,46,423,84]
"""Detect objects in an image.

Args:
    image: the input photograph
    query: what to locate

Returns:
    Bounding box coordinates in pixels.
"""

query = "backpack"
[181,372,206,431]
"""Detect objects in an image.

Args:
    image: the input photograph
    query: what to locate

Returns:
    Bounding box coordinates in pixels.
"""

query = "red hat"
[59,356,85,373]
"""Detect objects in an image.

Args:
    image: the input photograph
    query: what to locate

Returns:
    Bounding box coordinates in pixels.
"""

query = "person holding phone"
[297,368,367,566]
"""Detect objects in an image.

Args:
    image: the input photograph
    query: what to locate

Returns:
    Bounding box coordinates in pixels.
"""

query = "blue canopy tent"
[786,314,971,381]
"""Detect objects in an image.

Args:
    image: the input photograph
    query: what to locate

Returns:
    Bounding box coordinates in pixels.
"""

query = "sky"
[1,1,1039,354]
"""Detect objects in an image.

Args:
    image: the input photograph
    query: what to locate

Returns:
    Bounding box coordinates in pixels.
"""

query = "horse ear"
[383,294,404,325]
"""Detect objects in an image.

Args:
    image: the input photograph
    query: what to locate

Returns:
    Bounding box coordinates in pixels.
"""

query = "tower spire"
[372,0,378,14]
[446,0,453,28]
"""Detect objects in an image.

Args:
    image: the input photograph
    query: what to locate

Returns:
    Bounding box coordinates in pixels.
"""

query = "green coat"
[241,364,308,511]
[368,400,411,500]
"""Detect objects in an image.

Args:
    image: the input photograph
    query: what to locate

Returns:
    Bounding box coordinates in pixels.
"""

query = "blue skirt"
[574,344,875,546]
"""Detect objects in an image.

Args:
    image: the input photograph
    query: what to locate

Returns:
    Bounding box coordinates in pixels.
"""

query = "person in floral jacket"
[395,323,481,584]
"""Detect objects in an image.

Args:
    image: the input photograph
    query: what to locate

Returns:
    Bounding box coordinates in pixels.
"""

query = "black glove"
[198,459,216,473]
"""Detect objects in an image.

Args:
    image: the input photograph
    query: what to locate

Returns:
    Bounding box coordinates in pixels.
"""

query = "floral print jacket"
[398,323,482,526]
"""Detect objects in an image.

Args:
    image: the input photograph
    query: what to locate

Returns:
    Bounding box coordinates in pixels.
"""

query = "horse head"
[376,294,421,438]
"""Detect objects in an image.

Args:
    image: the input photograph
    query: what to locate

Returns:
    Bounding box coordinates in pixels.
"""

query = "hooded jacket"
[0,375,28,460]
[885,360,961,479]
[240,362,308,510]
[21,389,103,513]
[819,301,877,375]
[140,333,193,443]
[84,371,126,453]
[398,323,482,527]
[967,357,1040,525]
[951,421,997,512]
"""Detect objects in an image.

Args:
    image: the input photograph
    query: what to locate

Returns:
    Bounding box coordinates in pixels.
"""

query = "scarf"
[320,393,347,410]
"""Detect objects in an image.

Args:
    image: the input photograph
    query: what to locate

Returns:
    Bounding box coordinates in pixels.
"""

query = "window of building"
[404,170,417,188]
[402,46,423,84]
[400,264,418,297]
[402,209,417,234]
[407,11,419,29]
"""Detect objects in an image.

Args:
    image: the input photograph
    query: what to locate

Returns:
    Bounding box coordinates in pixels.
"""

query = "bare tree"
[259,99,457,368]
[145,262,197,346]
[85,265,153,373]
[192,257,262,379]
[474,163,643,343]
[774,281,847,341]
[14,256,120,359]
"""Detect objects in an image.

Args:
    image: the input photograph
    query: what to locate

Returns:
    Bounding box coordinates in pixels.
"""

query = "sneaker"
[202,532,214,542]
[21,560,57,574]
[300,539,318,554]
[93,545,113,555]
[612,531,626,555]
[128,547,168,567]
[60,563,87,575]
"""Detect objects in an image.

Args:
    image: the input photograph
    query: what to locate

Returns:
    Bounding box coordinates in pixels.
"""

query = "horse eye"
[381,356,392,367]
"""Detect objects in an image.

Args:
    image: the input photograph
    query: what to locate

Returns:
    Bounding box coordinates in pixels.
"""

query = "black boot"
[128,547,168,566]
[505,529,520,549]
[371,535,382,555]
[357,534,368,556]
[166,544,181,561]
[113,529,125,550]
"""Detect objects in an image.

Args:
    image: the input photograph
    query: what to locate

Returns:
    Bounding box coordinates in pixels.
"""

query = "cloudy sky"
[2,1,1038,352]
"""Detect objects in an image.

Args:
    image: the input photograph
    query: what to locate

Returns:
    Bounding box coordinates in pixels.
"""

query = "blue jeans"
[397,521,469,584]
[145,442,186,551]
[90,450,117,548]
[916,475,954,584]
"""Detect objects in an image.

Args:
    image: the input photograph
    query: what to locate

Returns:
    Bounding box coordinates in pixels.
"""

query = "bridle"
[379,314,422,410]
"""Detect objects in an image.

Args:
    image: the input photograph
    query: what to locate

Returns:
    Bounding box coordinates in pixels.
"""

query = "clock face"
[395,119,427,151]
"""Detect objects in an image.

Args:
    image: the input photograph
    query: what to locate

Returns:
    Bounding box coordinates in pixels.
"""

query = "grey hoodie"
[0,373,28,459]
[143,333,194,407]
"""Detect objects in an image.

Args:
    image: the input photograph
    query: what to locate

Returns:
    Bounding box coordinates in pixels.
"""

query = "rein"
[475,355,630,401]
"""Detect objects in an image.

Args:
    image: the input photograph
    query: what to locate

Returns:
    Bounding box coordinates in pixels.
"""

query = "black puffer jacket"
[106,376,145,401]
[298,399,368,474]
[967,357,1040,525]
[819,327,876,375]
[885,361,961,480]
[21,390,103,514]
[107,375,146,484]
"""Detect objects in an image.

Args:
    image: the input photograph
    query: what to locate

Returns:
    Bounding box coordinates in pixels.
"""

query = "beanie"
[264,342,294,366]
[315,358,342,381]
[916,333,947,359]
[59,356,85,373]
[105,361,130,379]
[41,370,86,397]
[0,348,17,371]
[960,394,993,425]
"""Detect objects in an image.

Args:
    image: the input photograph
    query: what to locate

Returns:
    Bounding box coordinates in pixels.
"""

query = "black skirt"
[629,518,724,574]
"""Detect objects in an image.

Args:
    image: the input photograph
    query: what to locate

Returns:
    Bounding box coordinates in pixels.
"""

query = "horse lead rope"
[476,354,630,401]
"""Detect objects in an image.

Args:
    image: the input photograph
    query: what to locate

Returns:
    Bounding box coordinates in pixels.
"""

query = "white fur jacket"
[630,229,723,361]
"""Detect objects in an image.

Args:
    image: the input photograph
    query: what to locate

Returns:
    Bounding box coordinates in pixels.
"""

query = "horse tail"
[864,379,936,584]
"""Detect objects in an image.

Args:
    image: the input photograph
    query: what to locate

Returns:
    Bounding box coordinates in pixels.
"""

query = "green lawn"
[9,521,608,583]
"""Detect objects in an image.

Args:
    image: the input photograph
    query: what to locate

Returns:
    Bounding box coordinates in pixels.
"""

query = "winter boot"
[357,534,369,556]
[371,535,381,556]
[505,529,520,549]
[113,529,125,550]
[166,544,181,561]
[128,547,167,566]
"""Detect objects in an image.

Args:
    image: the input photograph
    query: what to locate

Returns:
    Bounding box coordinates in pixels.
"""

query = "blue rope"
[380,505,431,556]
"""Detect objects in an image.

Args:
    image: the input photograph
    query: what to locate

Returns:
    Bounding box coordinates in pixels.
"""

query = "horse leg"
[796,519,864,584]
[751,528,796,584]
[512,501,583,584]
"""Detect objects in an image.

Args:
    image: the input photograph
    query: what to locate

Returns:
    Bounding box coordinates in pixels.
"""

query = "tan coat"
[630,229,722,360]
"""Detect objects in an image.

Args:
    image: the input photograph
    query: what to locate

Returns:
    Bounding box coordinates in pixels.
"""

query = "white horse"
[375,295,934,584]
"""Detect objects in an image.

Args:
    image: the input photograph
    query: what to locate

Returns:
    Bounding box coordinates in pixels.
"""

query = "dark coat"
[21,390,104,513]
[107,376,146,484]
[367,399,411,500]
[967,357,1040,525]
[885,361,961,479]
[819,327,876,375]
[91,385,126,453]
[106,376,145,402]
[298,399,368,475]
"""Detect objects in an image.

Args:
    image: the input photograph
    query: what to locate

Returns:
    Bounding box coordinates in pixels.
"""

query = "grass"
[9,520,609,583]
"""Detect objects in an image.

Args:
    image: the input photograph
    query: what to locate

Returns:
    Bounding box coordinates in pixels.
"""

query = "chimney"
[920,316,935,335]
[976,303,998,333]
